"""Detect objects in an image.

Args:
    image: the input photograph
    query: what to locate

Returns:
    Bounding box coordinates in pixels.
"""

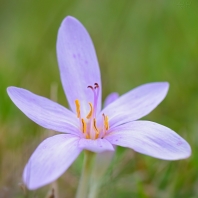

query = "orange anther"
[93,118,99,135]
[81,119,87,133]
[86,102,93,119]
[103,114,109,130]
[75,100,81,118]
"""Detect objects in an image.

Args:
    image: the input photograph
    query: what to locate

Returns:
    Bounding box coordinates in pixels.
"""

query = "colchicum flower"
[7,16,191,190]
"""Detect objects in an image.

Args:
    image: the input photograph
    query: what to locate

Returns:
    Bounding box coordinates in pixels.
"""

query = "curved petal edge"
[105,121,191,160]
[23,134,81,190]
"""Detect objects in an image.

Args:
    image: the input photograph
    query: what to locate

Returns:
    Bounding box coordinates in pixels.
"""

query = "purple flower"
[7,16,191,190]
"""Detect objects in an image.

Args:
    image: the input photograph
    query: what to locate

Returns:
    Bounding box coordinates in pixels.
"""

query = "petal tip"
[155,81,169,91]
[171,141,191,161]
[61,16,80,28]
[6,87,11,95]
[182,143,192,159]
[7,86,17,98]
[162,81,169,90]
[7,86,13,93]
[155,81,169,97]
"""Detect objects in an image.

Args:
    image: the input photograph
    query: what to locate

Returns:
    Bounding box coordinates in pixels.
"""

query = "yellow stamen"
[93,118,99,135]
[75,100,81,118]
[105,116,109,130]
[81,119,87,133]
[103,114,109,130]
[86,102,93,119]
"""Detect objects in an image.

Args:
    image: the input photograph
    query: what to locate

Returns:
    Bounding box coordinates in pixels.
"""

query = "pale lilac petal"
[100,82,169,128]
[105,121,191,160]
[57,16,101,116]
[23,134,81,190]
[78,138,114,153]
[104,92,119,108]
[7,87,80,135]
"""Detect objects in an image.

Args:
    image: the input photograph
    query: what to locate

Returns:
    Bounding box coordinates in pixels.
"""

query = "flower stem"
[88,180,101,198]
[75,150,95,198]
[88,151,115,198]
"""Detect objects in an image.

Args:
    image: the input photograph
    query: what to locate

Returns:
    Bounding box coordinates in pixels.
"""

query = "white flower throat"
[75,83,109,140]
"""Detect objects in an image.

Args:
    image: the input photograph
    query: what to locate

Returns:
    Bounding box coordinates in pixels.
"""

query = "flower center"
[75,83,109,140]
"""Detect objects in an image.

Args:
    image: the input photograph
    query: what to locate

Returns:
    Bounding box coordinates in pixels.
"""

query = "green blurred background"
[0,0,198,197]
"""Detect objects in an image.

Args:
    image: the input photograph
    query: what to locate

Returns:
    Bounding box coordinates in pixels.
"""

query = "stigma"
[74,83,109,140]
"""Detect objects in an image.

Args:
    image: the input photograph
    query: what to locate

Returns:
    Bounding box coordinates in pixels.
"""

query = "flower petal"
[23,134,81,190]
[57,16,101,116]
[78,138,114,153]
[7,87,80,134]
[105,121,191,160]
[100,82,169,128]
[104,92,119,108]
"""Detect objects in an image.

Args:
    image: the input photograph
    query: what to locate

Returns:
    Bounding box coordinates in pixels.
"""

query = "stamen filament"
[86,134,90,139]
[95,134,99,139]
[94,83,99,117]
[88,83,100,118]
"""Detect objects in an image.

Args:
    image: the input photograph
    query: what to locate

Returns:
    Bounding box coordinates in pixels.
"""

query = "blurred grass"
[0,0,198,197]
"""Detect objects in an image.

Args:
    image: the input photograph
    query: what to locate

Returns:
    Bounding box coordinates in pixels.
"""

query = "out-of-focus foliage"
[0,0,197,197]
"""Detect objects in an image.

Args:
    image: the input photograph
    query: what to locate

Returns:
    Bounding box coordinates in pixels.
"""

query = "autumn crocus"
[7,16,191,193]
